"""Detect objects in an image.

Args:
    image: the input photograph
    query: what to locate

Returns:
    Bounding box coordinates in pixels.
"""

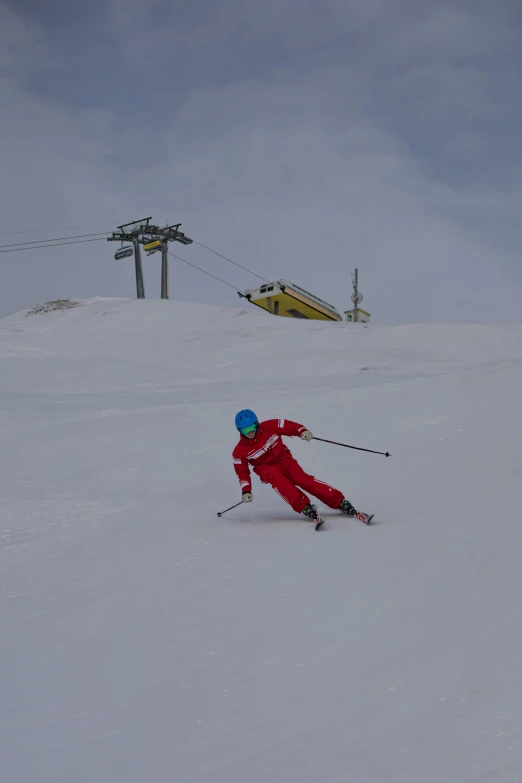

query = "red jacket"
[232,418,308,493]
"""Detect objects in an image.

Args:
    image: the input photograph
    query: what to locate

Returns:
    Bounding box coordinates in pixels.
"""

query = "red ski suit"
[232,418,344,514]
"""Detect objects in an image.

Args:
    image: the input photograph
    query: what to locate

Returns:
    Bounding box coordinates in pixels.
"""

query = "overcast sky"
[1,0,521,323]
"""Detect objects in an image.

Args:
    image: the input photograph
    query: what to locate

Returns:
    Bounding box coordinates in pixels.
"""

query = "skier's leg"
[255,464,310,513]
[279,460,369,521]
[282,458,344,509]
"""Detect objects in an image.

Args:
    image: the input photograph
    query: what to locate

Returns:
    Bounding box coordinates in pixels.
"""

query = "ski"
[315,512,372,529]
[314,511,373,529]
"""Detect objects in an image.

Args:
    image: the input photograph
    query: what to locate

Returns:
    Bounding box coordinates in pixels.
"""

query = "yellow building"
[239,280,342,321]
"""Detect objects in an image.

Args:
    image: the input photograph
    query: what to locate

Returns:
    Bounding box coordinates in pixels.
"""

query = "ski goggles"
[240,423,258,436]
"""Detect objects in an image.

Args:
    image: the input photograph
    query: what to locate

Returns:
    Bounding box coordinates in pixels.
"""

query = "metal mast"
[141,223,193,299]
[108,219,193,299]
[353,268,359,323]
[107,217,153,299]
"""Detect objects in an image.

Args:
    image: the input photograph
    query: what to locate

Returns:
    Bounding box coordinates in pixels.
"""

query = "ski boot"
[302,502,324,531]
[338,498,373,525]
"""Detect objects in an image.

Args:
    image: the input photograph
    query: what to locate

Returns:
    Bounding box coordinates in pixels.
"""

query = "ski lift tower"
[108,219,193,299]
[107,217,153,299]
[140,223,193,299]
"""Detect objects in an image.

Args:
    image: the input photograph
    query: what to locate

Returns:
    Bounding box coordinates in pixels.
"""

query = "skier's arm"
[274,418,310,438]
[233,454,252,494]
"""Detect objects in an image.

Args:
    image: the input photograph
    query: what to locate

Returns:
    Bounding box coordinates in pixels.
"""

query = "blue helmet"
[235,409,258,431]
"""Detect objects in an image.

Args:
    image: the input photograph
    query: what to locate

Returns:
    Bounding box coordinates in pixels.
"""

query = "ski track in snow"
[1,298,522,783]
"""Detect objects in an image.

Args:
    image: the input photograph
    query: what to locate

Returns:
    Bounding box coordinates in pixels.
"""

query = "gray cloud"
[1,0,522,322]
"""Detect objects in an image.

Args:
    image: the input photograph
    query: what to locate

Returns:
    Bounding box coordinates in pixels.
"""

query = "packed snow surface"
[1,297,522,782]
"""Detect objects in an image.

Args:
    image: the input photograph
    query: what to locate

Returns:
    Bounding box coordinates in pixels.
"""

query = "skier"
[232,409,370,525]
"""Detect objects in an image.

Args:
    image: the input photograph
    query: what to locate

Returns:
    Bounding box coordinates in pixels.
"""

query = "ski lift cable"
[0,231,110,250]
[191,239,270,283]
[168,251,244,293]
[0,237,107,254]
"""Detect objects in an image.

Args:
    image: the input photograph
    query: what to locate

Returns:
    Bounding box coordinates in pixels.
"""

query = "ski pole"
[217,500,245,517]
[312,436,391,457]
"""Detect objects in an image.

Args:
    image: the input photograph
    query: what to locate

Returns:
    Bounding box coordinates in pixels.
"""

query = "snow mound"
[1,298,522,783]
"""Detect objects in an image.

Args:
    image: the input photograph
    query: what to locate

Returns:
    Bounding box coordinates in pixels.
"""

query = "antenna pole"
[353,268,359,323]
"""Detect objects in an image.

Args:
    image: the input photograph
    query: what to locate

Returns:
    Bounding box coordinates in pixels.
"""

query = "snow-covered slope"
[2,298,522,783]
